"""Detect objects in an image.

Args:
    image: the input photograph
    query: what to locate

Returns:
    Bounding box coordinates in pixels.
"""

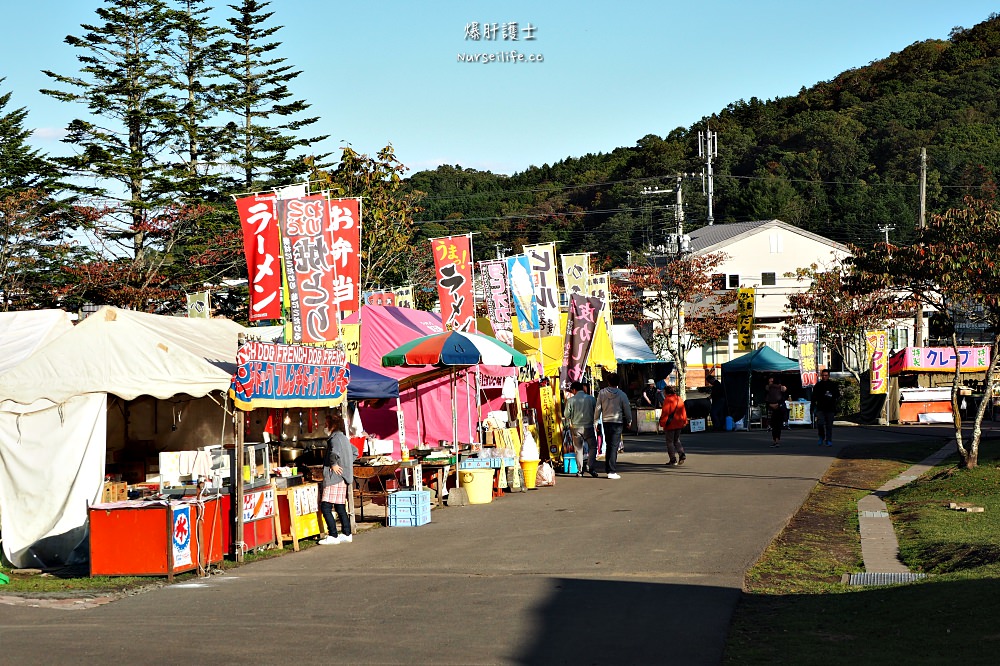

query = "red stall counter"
[89,495,226,579]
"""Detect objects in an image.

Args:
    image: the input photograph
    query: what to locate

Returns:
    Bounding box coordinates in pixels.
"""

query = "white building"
[678,219,910,385]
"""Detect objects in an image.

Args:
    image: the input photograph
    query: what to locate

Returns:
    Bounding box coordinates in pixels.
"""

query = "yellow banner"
[736,287,756,351]
[560,254,590,300]
[866,330,889,394]
[341,323,361,366]
[539,382,564,462]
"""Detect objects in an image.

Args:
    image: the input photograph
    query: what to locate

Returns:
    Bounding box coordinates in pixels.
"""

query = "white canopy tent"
[0,306,249,569]
[611,324,662,364]
[0,309,74,375]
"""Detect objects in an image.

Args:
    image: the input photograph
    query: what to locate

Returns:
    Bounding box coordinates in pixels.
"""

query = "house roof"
[688,219,849,255]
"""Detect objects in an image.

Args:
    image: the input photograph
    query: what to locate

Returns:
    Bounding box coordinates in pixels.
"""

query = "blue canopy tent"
[347,363,399,400]
[721,347,800,427]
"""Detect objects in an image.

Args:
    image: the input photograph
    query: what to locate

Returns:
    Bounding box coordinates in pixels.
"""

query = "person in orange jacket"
[658,385,689,466]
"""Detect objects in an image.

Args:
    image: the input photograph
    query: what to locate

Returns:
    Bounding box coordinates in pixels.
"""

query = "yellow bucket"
[459,468,494,504]
[520,459,539,489]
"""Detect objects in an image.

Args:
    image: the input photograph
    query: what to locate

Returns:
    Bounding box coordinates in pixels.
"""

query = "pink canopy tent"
[344,305,514,451]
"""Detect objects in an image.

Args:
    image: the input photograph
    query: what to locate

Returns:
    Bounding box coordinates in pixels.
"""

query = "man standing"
[640,379,662,409]
[812,369,840,447]
[594,373,632,480]
[706,372,727,431]
[564,382,598,478]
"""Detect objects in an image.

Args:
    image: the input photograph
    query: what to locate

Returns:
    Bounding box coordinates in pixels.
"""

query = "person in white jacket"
[594,373,632,479]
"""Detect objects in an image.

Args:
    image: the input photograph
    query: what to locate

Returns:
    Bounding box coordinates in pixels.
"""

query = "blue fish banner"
[230,341,350,410]
[506,254,539,333]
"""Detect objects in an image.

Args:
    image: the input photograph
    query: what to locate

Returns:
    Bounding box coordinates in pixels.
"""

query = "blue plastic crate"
[388,514,431,527]
[503,457,517,467]
[388,506,431,527]
[388,490,430,508]
[388,503,431,520]
[489,457,503,468]
[562,456,578,474]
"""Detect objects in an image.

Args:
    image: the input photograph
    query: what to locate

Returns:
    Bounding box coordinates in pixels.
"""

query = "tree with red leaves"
[848,197,1000,468]
[613,252,737,399]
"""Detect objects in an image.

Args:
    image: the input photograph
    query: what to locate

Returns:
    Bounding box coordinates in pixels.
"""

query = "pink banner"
[889,346,991,374]
[276,195,339,343]
[479,259,514,345]
[236,195,282,321]
[431,235,476,332]
[562,293,603,384]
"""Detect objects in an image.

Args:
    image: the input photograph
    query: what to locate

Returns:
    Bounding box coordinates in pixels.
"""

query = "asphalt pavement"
[0,424,933,665]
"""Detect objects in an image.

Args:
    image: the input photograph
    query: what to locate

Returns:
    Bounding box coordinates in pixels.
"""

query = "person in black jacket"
[811,369,840,447]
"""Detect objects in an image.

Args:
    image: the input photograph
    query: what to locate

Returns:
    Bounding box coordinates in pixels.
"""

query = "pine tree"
[222,0,327,190]
[159,0,230,201]
[41,0,175,263]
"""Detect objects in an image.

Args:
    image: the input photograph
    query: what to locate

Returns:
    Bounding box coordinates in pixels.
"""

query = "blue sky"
[2,1,998,176]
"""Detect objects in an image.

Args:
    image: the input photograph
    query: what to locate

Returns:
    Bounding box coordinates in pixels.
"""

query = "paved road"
[0,425,935,665]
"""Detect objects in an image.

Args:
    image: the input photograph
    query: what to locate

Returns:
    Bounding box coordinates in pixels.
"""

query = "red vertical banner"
[326,198,361,315]
[235,194,282,321]
[431,235,476,332]
[276,195,338,343]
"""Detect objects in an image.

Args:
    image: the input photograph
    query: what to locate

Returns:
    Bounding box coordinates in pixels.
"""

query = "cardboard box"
[102,481,128,503]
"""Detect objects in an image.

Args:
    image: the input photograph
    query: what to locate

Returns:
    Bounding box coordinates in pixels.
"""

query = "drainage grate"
[859,510,890,518]
[846,572,926,586]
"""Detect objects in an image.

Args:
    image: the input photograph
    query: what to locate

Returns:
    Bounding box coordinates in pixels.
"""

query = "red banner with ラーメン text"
[431,235,476,332]
[236,194,282,321]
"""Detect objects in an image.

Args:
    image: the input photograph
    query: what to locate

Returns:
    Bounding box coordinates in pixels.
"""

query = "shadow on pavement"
[511,577,737,665]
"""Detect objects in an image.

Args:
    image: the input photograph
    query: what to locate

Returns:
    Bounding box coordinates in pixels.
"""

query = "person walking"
[811,368,840,447]
[319,412,356,545]
[658,385,689,466]
[564,381,598,477]
[764,376,787,447]
[706,371,727,431]
[594,373,632,480]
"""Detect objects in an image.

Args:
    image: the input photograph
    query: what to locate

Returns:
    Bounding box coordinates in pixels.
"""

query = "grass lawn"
[726,431,1000,665]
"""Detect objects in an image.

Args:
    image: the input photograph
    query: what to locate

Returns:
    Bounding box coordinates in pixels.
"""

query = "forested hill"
[404,14,1000,266]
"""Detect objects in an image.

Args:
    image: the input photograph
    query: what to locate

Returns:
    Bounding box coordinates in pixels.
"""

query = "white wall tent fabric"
[0,307,249,568]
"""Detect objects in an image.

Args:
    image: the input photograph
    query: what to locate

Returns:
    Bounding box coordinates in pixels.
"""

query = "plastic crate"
[388,512,431,527]
[388,503,431,527]
[503,457,517,467]
[562,456,578,474]
[388,490,430,508]
[489,457,503,468]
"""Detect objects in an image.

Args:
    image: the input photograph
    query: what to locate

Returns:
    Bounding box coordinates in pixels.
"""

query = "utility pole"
[919,147,927,230]
[699,128,718,226]
[914,149,927,346]
[878,224,894,246]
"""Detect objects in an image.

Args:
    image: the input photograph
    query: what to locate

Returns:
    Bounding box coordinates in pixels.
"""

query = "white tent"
[0,309,74,375]
[0,306,249,569]
[611,324,662,364]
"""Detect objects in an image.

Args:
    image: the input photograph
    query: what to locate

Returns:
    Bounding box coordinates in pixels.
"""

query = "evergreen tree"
[0,81,92,310]
[222,0,327,190]
[41,0,174,263]
[160,0,230,201]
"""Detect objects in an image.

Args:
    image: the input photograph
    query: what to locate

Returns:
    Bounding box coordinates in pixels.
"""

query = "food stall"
[888,346,991,424]
[89,495,226,579]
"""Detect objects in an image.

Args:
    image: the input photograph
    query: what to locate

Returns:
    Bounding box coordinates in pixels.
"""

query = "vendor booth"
[721,346,803,428]
[0,306,249,569]
[888,346,991,424]
[611,324,672,433]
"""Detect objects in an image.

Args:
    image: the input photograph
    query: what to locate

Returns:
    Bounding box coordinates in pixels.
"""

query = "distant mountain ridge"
[405,14,1000,265]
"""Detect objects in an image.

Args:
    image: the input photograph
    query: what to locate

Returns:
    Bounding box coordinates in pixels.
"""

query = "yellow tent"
[477,314,617,377]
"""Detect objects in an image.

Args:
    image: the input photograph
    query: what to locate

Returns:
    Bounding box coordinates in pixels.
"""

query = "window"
[711,273,726,290]
[728,274,740,289]
[761,272,776,286]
